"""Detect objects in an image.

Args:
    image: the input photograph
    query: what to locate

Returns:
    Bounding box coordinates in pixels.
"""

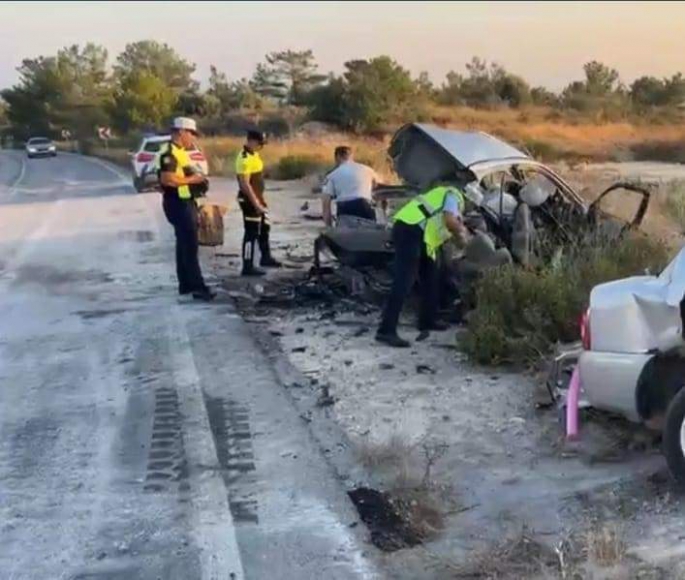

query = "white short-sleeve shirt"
[321,161,379,203]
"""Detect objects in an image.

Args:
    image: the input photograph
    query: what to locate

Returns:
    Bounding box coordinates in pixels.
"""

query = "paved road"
[0,151,378,580]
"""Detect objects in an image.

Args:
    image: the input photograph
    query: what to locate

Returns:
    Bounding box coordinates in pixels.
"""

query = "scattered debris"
[380,363,395,370]
[291,346,307,353]
[416,364,436,375]
[316,386,335,408]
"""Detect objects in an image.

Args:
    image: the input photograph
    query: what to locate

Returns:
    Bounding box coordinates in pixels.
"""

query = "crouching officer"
[376,184,468,347]
[236,130,281,276]
[158,117,215,301]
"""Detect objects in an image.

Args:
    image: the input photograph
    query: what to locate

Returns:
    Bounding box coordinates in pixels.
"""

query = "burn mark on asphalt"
[143,387,190,496]
[204,394,259,523]
[75,308,127,320]
[13,264,113,288]
[348,487,423,552]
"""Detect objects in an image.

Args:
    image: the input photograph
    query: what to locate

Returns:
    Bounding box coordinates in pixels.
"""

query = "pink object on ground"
[566,366,580,440]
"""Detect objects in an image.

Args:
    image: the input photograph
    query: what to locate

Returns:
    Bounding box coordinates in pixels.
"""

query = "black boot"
[260,255,282,268]
[259,227,281,268]
[241,238,266,277]
[375,331,411,348]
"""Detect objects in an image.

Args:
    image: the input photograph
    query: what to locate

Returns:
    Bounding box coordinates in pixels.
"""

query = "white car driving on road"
[26,137,57,158]
[131,134,209,192]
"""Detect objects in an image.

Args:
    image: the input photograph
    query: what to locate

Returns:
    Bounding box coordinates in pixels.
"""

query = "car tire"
[662,387,685,484]
[133,177,145,193]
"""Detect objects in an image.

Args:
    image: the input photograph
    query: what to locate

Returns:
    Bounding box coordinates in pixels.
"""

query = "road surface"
[0,151,378,580]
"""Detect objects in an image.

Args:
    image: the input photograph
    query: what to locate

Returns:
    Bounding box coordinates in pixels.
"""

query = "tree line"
[3,40,685,141]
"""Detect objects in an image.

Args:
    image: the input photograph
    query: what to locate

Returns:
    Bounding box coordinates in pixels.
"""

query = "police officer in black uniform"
[158,117,215,301]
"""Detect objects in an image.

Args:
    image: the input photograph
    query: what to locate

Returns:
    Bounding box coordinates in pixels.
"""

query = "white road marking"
[8,154,26,197]
[139,192,246,580]
[75,152,133,184]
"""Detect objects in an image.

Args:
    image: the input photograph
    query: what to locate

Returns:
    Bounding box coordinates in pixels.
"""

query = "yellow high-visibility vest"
[393,185,465,260]
[157,142,192,200]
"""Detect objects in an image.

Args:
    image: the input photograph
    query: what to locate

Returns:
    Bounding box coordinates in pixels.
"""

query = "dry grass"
[201,133,395,180]
[438,522,663,580]
[584,523,627,568]
[82,104,685,181]
[427,104,685,163]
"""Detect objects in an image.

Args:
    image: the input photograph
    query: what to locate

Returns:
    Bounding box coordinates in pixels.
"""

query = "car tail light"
[136,152,155,163]
[189,152,205,162]
[580,308,591,350]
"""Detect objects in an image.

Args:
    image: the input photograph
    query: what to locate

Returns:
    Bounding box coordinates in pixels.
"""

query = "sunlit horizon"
[0,1,683,91]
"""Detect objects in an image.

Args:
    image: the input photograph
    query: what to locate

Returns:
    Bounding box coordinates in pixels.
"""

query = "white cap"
[171,116,198,134]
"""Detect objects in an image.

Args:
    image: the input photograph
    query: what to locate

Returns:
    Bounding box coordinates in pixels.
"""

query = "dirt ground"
[207,167,685,579]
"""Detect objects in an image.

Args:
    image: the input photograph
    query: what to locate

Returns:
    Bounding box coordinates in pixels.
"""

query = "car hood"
[388,123,531,189]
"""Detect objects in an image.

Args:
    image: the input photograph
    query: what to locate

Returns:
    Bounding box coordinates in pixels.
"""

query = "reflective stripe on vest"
[393,186,465,260]
[157,142,192,200]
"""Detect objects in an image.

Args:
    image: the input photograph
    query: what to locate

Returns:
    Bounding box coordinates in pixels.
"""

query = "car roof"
[28,136,51,141]
[409,124,530,168]
[388,123,532,188]
[142,134,170,143]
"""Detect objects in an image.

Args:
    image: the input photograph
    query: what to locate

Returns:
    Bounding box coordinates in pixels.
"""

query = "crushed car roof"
[411,124,530,167]
[389,123,532,188]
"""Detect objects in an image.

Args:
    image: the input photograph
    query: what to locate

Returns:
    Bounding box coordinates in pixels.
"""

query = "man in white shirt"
[321,146,380,226]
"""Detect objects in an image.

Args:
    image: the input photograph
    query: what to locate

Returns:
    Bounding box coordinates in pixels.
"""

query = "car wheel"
[662,387,685,483]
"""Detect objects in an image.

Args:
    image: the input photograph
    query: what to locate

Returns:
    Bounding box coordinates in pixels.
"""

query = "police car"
[131,134,209,192]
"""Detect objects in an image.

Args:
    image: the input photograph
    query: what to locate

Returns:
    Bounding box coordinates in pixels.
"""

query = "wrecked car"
[315,123,651,291]
[552,246,685,482]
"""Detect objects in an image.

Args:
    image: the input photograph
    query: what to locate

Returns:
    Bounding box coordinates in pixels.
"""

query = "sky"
[0,1,683,91]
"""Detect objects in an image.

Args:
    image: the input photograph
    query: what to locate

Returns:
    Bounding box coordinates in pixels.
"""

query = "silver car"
[26,137,57,158]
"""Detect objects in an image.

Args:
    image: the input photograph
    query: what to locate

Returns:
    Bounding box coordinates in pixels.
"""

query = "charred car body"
[315,123,651,300]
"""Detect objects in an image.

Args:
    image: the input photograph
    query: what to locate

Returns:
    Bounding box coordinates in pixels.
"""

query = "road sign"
[97,126,112,140]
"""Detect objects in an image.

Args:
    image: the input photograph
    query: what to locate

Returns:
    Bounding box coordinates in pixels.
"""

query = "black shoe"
[241,266,266,277]
[375,332,411,348]
[419,321,450,332]
[179,288,192,296]
[260,257,282,268]
[192,289,215,302]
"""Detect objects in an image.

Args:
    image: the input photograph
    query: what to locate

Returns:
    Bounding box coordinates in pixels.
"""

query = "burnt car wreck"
[314,123,651,304]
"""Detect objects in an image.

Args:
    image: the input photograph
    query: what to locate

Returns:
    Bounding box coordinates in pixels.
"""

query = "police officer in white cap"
[158,117,214,301]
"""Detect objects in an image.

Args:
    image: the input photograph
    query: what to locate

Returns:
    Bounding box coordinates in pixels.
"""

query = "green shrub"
[461,235,670,366]
[271,154,325,180]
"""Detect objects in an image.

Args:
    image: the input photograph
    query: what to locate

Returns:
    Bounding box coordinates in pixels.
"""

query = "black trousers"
[378,221,438,335]
[163,197,207,294]
[239,194,272,266]
[337,198,376,221]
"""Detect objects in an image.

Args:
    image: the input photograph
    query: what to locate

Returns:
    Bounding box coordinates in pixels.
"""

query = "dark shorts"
[337,198,376,221]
